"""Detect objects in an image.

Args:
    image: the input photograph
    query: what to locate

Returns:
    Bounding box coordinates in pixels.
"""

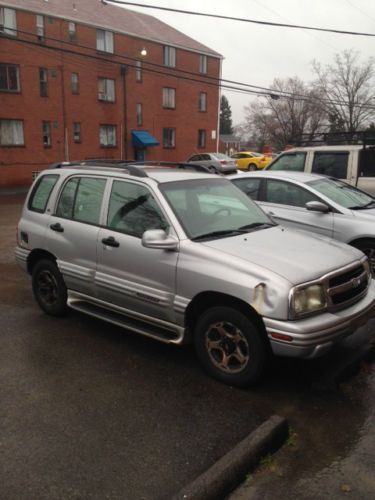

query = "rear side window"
[56,176,106,225]
[265,179,318,207]
[359,149,375,177]
[232,178,262,201]
[28,175,59,213]
[267,152,306,171]
[311,152,349,178]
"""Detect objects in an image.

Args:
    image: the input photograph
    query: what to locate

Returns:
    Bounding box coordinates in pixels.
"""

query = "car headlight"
[291,284,327,317]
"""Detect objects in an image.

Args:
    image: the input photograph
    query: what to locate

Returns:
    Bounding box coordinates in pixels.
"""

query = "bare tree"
[243,77,326,150]
[312,50,375,135]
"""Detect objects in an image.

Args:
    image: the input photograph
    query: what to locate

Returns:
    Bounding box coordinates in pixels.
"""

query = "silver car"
[230,171,375,270]
[16,163,375,386]
[186,152,237,174]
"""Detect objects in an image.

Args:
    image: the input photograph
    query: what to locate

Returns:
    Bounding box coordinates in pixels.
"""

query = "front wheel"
[32,259,68,316]
[194,306,268,387]
[248,163,257,171]
[352,239,375,274]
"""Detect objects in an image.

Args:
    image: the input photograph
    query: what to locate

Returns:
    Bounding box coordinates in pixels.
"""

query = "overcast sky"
[119,0,375,125]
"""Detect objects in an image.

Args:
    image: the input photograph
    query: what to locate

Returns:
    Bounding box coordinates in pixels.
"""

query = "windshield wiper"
[191,229,247,241]
[349,200,375,210]
[238,222,277,231]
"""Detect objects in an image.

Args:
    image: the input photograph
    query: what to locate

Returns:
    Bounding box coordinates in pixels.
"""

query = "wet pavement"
[1,193,375,499]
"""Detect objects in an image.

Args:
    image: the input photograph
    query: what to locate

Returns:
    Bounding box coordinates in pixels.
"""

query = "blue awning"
[131,130,160,148]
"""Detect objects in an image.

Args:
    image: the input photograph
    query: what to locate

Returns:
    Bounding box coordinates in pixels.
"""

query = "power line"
[104,0,375,37]
[3,29,375,112]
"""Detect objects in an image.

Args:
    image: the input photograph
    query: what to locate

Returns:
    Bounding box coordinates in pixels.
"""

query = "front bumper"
[264,280,375,359]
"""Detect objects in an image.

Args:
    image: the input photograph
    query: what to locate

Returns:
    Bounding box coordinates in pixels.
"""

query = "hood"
[350,207,375,220]
[202,226,363,286]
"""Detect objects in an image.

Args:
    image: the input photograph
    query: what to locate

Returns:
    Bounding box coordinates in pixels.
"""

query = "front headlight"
[291,284,327,317]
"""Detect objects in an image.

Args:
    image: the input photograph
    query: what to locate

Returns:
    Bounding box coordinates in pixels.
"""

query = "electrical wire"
[104,0,375,37]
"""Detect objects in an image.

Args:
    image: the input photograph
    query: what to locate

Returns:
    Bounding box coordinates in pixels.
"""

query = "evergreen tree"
[220,95,233,134]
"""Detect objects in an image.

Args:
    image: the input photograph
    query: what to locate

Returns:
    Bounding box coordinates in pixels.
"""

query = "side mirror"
[305,201,330,213]
[142,229,179,250]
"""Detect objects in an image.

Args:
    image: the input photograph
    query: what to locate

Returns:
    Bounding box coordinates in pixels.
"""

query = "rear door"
[46,175,107,296]
[96,179,178,322]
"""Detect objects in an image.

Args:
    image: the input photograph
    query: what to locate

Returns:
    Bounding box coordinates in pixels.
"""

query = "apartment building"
[0,0,222,186]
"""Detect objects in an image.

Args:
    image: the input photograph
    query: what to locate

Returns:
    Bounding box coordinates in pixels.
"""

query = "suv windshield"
[161,178,273,240]
[307,178,375,209]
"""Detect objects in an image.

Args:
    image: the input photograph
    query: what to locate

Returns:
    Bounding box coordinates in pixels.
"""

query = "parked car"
[231,151,272,171]
[265,144,375,196]
[229,170,375,271]
[186,153,237,174]
[16,162,375,386]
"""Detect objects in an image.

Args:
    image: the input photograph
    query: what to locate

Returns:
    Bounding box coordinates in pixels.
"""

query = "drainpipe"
[121,65,128,159]
[59,65,68,161]
[216,58,222,153]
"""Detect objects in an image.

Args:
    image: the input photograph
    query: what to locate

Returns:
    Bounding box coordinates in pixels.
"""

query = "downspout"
[216,58,223,153]
[121,65,128,159]
[59,65,68,161]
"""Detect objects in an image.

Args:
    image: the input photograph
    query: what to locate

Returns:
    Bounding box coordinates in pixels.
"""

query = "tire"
[352,239,375,274]
[193,306,268,387]
[248,163,257,171]
[32,259,68,316]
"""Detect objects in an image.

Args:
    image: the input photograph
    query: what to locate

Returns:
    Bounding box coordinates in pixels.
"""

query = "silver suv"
[16,162,375,386]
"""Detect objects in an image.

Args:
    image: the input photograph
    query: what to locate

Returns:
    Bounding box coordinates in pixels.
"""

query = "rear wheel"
[194,306,268,386]
[32,259,68,316]
[248,163,257,171]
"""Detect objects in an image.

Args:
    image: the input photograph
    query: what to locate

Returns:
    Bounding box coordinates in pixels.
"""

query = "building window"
[96,29,113,53]
[71,73,79,94]
[163,46,176,67]
[100,125,116,147]
[98,78,115,102]
[162,87,176,109]
[36,15,44,41]
[198,129,206,148]
[68,21,76,42]
[0,119,24,146]
[135,61,142,82]
[136,103,143,126]
[39,68,48,97]
[0,7,17,36]
[0,64,20,92]
[199,92,207,112]
[42,121,51,147]
[199,54,207,74]
[73,122,81,143]
[163,128,175,148]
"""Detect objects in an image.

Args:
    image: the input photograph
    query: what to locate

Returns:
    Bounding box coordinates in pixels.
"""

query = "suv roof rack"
[47,160,213,176]
[289,130,375,148]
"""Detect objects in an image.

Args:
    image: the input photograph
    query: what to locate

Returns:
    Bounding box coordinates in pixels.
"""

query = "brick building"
[0,0,222,187]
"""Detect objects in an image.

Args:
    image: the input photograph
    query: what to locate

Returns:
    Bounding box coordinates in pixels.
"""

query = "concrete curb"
[173,415,289,500]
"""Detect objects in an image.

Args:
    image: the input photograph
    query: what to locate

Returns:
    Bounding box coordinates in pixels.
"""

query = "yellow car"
[231,151,273,171]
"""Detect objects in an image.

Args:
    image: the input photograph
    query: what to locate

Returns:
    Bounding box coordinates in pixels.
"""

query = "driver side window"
[107,181,169,238]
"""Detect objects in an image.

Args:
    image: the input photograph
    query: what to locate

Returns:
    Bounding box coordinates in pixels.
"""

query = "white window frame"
[0,119,24,145]
[135,61,142,82]
[136,103,142,126]
[0,64,20,92]
[198,129,206,148]
[96,29,114,53]
[36,15,44,40]
[98,78,115,102]
[163,128,175,148]
[42,121,51,147]
[39,67,48,96]
[0,7,17,36]
[162,87,176,109]
[73,122,81,143]
[163,46,176,67]
[71,72,79,94]
[68,21,76,41]
[199,54,208,74]
[199,92,207,112]
[100,125,116,147]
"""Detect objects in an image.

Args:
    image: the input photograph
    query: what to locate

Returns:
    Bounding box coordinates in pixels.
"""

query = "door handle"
[50,222,64,232]
[102,236,120,248]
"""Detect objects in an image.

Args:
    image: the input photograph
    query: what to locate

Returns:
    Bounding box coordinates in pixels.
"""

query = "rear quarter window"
[311,152,349,178]
[28,175,59,213]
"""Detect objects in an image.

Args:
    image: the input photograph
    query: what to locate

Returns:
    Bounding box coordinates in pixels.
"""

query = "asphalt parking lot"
[1,192,375,499]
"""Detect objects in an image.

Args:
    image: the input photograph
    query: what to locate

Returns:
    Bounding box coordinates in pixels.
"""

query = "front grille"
[327,263,369,308]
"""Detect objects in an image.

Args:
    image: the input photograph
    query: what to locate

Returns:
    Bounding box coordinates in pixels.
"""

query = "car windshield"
[213,153,232,160]
[307,178,375,209]
[160,178,274,240]
[250,152,263,157]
